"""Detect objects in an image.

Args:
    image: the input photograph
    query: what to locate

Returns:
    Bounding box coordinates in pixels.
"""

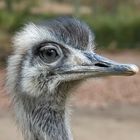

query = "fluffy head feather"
[7,17,95,97]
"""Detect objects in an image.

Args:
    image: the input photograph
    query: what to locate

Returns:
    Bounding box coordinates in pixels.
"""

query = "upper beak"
[83,53,139,76]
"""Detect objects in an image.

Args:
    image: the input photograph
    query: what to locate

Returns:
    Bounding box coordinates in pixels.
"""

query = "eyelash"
[32,42,57,56]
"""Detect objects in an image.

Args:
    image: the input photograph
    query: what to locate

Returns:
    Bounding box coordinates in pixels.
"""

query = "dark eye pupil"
[46,49,57,57]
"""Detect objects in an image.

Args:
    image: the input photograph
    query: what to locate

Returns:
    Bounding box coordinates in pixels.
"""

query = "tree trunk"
[5,0,13,12]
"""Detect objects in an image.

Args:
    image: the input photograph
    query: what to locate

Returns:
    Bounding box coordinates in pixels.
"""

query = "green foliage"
[0,10,56,33]
[0,10,27,32]
[82,13,140,49]
[0,9,140,50]
[0,0,139,66]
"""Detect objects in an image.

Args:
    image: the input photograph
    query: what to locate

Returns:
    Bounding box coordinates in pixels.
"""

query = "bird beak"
[58,52,139,78]
[84,53,139,76]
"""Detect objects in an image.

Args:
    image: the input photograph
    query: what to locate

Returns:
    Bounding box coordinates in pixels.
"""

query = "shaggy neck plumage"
[14,82,77,140]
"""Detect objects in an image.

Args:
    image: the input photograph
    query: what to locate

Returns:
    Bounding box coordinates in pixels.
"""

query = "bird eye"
[39,46,60,63]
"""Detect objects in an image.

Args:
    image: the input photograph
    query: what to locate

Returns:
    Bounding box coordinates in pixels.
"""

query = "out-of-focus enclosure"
[0,0,140,140]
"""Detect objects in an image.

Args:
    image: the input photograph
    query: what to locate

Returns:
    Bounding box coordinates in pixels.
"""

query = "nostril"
[94,63,109,67]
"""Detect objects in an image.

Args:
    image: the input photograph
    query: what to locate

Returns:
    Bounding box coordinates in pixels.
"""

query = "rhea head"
[8,17,139,98]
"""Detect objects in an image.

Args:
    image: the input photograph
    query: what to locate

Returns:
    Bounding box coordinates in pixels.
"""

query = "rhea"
[7,17,139,140]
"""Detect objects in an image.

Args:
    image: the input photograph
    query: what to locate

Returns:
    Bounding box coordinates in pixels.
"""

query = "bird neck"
[29,104,72,140]
[16,82,77,140]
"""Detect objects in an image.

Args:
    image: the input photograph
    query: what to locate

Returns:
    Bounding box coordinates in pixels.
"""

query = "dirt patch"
[1,109,140,140]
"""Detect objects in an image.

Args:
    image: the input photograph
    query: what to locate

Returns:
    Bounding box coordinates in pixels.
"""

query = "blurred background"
[0,0,140,140]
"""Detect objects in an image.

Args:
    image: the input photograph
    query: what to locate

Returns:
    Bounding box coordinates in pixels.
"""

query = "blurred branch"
[74,0,81,17]
[91,0,98,17]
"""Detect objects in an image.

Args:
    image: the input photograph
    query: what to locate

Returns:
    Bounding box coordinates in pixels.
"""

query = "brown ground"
[0,50,140,140]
